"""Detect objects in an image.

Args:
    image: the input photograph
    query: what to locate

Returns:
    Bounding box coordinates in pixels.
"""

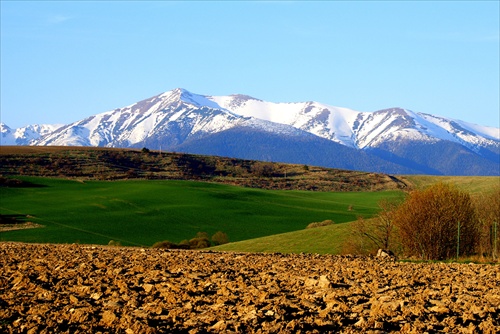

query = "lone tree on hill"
[393,183,479,260]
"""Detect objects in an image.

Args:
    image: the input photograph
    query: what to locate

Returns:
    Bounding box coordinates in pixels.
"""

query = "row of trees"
[346,183,499,261]
[152,231,229,250]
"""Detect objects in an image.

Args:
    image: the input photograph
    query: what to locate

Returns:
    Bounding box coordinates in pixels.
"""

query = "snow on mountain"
[34,88,306,149]
[1,123,62,145]
[346,107,499,154]
[419,113,500,150]
[353,108,448,148]
[208,94,499,154]
[4,87,499,175]
[208,94,361,147]
[0,123,15,145]
[0,123,16,145]
[13,87,499,155]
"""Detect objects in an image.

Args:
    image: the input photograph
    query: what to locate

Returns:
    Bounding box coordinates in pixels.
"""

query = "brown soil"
[0,222,44,232]
[1,243,498,333]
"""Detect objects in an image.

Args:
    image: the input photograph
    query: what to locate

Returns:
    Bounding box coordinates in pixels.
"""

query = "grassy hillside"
[404,175,499,194]
[2,146,497,253]
[0,176,402,247]
[211,222,353,254]
[213,175,500,254]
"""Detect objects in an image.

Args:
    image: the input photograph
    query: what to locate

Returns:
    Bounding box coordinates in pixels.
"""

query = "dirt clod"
[1,242,499,333]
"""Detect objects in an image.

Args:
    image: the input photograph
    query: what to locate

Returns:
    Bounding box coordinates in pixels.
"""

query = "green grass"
[213,176,500,255]
[211,222,353,254]
[0,176,402,247]
[404,175,499,194]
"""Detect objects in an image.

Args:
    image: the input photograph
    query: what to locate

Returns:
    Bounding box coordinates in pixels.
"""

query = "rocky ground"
[1,243,499,333]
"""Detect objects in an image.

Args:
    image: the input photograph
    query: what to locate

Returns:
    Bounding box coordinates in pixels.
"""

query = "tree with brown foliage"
[251,162,275,177]
[306,220,334,229]
[474,186,500,260]
[393,183,479,260]
[189,232,211,249]
[211,231,229,246]
[362,200,399,250]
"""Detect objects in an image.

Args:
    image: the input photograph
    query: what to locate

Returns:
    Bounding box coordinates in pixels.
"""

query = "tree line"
[345,183,499,261]
[151,231,229,250]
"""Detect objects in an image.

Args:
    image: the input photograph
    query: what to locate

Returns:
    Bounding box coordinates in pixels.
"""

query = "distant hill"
[0,146,409,192]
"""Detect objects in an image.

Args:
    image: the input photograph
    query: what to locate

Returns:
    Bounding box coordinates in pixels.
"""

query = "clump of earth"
[1,243,498,333]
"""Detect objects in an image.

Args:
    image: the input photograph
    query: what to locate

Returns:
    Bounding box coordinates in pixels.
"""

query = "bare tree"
[474,186,500,260]
[349,200,400,253]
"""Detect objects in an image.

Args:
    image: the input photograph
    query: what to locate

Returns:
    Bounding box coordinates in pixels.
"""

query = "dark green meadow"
[0,177,402,247]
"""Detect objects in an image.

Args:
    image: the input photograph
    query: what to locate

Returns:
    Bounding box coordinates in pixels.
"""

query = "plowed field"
[1,243,499,333]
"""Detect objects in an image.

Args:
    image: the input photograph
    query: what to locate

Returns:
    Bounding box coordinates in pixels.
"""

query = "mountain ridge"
[1,88,499,175]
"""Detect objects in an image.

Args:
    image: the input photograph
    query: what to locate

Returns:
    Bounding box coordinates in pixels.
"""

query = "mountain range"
[1,88,499,175]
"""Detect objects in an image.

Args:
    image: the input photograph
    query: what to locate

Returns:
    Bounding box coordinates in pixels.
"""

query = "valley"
[1,147,497,252]
[0,174,402,247]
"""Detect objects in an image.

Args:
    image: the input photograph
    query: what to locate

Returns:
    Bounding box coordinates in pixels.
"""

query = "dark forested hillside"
[173,126,420,175]
[368,140,500,176]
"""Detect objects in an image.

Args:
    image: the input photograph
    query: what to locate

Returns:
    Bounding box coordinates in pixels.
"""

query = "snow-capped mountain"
[1,123,62,146]
[209,94,362,148]
[207,94,499,153]
[34,89,310,148]
[3,88,499,175]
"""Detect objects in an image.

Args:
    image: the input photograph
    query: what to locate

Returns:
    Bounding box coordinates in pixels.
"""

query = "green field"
[212,222,353,254]
[404,175,499,194]
[0,177,402,247]
[213,176,500,254]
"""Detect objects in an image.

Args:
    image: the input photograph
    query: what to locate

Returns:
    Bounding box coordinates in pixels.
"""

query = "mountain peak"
[0,123,12,131]
[375,107,410,115]
[1,123,63,146]
[160,88,223,110]
[229,94,262,102]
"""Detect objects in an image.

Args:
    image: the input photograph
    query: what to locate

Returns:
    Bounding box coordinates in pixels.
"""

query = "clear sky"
[1,1,499,129]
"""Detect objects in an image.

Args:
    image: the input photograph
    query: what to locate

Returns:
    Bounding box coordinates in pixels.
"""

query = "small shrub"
[251,162,275,177]
[108,240,121,246]
[212,231,229,245]
[189,236,211,249]
[306,220,334,229]
[179,239,191,248]
[152,240,176,249]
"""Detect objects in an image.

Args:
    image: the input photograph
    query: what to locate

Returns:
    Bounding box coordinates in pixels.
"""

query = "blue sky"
[1,1,499,129]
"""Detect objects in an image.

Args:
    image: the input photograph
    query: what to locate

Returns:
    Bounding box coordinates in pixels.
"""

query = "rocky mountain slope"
[0,123,62,146]
[2,88,499,175]
[209,93,499,152]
